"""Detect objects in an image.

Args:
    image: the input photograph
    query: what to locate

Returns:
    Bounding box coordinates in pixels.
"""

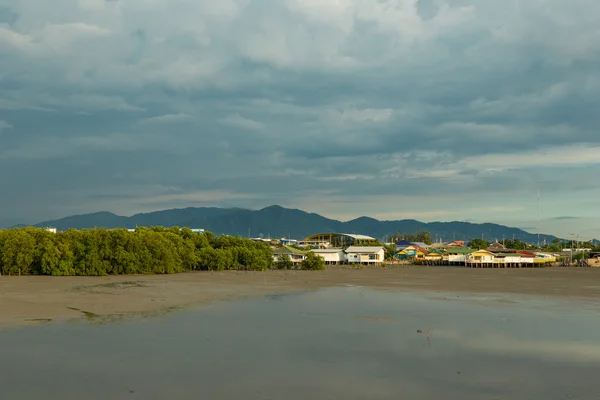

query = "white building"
[345,246,384,265]
[535,252,557,263]
[443,249,474,263]
[44,227,57,234]
[310,249,345,265]
[496,253,523,264]
[467,250,495,264]
[273,246,307,265]
[296,240,331,248]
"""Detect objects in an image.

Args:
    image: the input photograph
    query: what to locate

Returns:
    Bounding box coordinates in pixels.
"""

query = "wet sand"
[2,266,600,329]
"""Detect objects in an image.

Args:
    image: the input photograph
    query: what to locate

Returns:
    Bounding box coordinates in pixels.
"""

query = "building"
[424,250,444,263]
[296,239,330,248]
[345,246,384,265]
[395,245,428,261]
[250,237,272,243]
[494,253,523,265]
[273,246,307,265]
[534,252,557,264]
[467,250,495,266]
[443,248,474,264]
[44,227,57,234]
[487,241,507,252]
[303,233,377,249]
[310,249,345,265]
[412,242,430,250]
[395,240,414,251]
[517,251,535,265]
[429,241,446,249]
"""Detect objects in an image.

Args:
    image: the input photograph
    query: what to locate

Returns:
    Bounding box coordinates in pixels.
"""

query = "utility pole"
[537,188,541,249]
[569,233,576,265]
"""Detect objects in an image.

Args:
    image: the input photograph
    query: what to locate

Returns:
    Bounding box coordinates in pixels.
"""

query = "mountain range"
[24,205,559,243]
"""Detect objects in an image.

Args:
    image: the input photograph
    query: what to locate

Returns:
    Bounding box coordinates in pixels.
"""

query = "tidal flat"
[3,266,600,329]
[2,280,600,399]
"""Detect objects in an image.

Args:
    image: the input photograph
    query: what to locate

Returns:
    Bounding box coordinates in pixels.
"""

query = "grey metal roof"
[306,233,376,240]
[340,233,376,240]
[412,242,430,248]
[273,246,307,256]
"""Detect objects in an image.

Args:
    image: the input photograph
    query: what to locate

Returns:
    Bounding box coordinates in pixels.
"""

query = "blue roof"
[395,240,414,247]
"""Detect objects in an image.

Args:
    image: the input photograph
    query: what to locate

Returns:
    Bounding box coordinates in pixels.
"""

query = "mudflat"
[2,266,600,329]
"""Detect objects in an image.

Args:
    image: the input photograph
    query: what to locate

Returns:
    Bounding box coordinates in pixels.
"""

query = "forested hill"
[28,205,555,243]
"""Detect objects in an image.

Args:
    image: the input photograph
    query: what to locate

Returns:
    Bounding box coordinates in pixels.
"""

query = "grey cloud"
[0,6,18,25]
[0,120,12,133]
[1,0,600,238]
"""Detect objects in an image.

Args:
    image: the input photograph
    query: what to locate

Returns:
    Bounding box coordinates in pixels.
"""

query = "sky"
[1,0,599,239]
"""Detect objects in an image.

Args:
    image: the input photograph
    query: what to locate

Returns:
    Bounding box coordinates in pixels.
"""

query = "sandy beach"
[2,266,600,329]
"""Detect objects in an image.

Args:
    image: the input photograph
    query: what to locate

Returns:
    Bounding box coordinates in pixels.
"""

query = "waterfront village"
[37,226,600,268]
[258,232,600,268]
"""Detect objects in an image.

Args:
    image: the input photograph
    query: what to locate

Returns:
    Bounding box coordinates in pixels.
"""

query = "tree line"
[388,230,433,245]
[0,227,274,276]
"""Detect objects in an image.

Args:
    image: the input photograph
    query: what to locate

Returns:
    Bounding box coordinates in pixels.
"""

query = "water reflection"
[1,287,600,399]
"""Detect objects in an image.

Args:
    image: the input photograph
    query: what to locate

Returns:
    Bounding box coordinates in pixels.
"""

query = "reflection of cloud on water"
[468,335,600,363]
[434,329,600,363]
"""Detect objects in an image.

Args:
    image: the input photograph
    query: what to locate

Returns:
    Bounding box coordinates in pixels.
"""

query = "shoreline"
[2,266,600,330]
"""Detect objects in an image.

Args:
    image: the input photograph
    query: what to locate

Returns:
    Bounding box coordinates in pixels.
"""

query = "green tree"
[503,239,528,250]
[198,247,235,271]
[301,252,326,271]
[274,254,294,270]
[0,226,275,276]
[39,238,62,275]
[543,243,562,252]
[393,230,433,245]
[383,244,397,261]
[468,238,489,249]
[1,229,36,275]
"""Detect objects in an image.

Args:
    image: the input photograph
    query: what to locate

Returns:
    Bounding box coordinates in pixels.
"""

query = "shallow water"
[2,287,600,399]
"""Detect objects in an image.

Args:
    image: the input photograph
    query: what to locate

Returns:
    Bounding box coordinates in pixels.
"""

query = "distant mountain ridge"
[25,205,559,243]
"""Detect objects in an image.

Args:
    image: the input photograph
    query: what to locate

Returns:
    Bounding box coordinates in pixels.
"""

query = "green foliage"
[383,244,397,261]
[389,230,432,245]
[301,252,326,271]
[468,238,489,249]
[502,239,530,250]
[0,227,273,276]
[542,243,562,252]
[274,254,294,270]
[0,229,36,275]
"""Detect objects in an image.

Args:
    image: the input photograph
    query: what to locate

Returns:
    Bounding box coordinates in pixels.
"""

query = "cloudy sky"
[1,0,599,239]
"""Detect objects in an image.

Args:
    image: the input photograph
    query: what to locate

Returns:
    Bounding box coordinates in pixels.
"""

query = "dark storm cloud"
[1,0,600,237]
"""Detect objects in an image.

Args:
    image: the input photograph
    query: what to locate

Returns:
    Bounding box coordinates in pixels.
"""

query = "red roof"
[414,245,430,254]
[517,250,536,258]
